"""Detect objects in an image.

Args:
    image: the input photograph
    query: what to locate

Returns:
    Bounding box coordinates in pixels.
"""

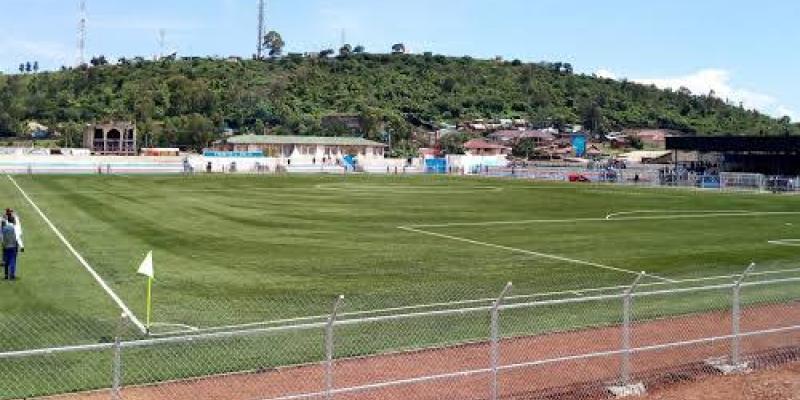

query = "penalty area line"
[407,211,800,229]
[398,226,674,283]
[7,175,148,335]
[768,239,800,247]
[604,209,754,220]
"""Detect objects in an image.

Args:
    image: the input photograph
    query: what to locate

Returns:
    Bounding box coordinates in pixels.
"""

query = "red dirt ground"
[643,363,800,400]
[43,302,800,400]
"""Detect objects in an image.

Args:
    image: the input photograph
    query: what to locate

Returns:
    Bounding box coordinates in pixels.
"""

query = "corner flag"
[137,251,154,332]
[137,251,154,278]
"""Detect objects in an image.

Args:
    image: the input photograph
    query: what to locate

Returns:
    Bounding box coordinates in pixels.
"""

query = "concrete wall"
[0,154,424,175]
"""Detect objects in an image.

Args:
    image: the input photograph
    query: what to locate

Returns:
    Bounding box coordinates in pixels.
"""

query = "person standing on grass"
[2,219,23,281]
[4,208,21,237]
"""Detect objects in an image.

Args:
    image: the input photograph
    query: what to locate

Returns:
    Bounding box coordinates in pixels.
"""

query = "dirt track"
[643,362,800,400]
[46,302,800,400]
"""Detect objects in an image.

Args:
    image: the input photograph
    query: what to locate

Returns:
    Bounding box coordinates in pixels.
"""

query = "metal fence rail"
[1,266,799,400]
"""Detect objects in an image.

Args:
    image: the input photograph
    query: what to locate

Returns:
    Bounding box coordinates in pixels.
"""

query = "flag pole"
[146,276,153,333]
[137,250,155,335]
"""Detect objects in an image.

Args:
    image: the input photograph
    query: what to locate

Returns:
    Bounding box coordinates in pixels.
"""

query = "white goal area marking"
[398,226,674,282]
[399,209,800,284]
[406,210,800,229]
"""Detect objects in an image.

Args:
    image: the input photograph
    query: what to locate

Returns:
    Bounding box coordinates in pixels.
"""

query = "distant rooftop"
[227,135,387,147]
[464,139,510,150]
[489,130,556,141]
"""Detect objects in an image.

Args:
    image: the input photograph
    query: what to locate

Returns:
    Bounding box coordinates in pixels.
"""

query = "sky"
[1,0,798,121]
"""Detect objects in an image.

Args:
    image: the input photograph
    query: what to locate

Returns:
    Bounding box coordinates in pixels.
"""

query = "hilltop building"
[84,122,137,156]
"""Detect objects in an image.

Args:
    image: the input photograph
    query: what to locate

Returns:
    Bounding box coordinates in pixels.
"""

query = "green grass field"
[2,174,800,398]
[3,174,800,346]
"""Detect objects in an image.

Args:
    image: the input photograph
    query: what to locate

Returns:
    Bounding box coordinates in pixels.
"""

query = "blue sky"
[1,0,798,120]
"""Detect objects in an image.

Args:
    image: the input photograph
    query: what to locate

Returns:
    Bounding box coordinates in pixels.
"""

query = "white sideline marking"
[7,175,148,334]
[604,209,753,220]
[398,226,674,282]
[768,239,800,247]
[408,211,800,229]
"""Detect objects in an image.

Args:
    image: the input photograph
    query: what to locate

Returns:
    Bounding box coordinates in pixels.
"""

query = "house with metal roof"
[221,135,388,164]
[463,139,511,157]
[488,130,556,145]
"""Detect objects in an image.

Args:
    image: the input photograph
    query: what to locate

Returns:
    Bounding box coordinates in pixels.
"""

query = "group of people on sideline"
[2,208,24,281]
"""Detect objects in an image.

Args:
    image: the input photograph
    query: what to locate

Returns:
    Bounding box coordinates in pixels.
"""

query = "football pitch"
[3,173,800,352]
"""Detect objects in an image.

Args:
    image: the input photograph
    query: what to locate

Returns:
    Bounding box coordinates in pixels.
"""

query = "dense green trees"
[0,53,796,150]
[263,31,285,57]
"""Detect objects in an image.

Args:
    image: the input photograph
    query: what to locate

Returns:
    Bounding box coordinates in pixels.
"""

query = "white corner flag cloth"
[137,251,154,278]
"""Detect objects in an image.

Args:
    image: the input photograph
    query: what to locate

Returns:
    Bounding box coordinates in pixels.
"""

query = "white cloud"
[597,68,797,122]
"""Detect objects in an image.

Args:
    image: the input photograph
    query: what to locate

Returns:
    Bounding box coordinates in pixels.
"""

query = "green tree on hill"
[0,53,796,150]
[263,31,285,57]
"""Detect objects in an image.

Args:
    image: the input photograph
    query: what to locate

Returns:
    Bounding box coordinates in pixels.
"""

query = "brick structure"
[84,122,137,156]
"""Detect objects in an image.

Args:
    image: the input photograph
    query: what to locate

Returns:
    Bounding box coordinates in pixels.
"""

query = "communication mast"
[257,0,266,58]
[158,29,166,59]
[77,0,87,66]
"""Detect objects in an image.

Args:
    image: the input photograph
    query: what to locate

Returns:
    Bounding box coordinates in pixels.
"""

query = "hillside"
[0,54,797,150]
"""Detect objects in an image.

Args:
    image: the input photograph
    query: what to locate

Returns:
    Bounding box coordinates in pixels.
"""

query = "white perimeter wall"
[0,154,425,175]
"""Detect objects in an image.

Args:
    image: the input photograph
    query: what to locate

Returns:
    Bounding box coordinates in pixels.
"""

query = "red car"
[568,174,591,183]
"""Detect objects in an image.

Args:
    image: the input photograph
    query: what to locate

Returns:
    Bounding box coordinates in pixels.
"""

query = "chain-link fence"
[2,266,799,400]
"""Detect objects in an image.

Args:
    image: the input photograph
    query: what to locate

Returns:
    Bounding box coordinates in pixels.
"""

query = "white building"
[223,135,388,165]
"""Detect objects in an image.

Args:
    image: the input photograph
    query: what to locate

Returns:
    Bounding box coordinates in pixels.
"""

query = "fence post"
[325,295,344,400]
[732,263,756,368]
[490,282,513,400]
[621,272,646,386]
[111,313,129,400]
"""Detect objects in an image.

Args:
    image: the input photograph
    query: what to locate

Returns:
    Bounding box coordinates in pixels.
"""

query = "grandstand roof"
[666,136,800,153]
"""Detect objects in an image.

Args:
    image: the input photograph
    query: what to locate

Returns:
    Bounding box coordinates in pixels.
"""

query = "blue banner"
[203,150,265,158]
[425,158,447,174]
[571,134,587,157]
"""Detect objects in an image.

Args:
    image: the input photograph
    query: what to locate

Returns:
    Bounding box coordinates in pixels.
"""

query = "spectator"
[2,219,23,281]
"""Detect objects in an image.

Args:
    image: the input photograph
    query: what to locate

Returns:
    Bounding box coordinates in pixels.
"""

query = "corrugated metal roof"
[489,130,556,141]
[226,135,387,147]
[463,139,510,149]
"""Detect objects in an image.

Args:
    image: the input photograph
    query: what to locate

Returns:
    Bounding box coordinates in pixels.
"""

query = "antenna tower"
[158,29,166,59]
[257,0,266,58]
[77,0,87,66]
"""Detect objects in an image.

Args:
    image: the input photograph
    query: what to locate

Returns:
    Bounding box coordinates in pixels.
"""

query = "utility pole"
[158,29,166,59]
[257,0,266,58]
[77,0,87,66]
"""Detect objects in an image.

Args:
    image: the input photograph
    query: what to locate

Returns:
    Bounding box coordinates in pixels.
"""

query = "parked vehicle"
[568,173,591,183]
[766,176,794,193]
